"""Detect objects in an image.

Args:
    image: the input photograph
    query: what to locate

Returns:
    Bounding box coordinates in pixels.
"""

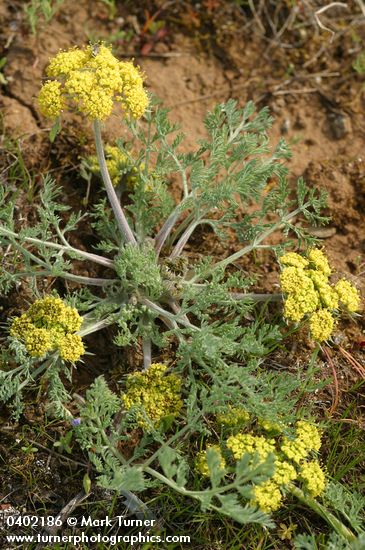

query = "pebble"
[327,112,352,140]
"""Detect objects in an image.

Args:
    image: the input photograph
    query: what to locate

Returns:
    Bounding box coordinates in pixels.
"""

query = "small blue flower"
[71,417,81,426]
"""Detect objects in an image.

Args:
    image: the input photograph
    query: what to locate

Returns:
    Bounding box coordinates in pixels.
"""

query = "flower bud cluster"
[215,406,250,428]
[280,249,361,341]
[38,44,149,121]
[86,144,155,192]
[122,363,183,429]
[195,417,325,513]
[195,445,226,477]
[87,145,139,187]
[10,296,85,362]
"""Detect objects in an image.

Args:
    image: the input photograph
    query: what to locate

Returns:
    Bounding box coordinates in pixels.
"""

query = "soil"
[0,0,364,546]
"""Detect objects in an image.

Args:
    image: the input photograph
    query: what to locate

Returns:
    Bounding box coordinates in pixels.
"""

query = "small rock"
[327,112,352,140]
[1,96,39,137]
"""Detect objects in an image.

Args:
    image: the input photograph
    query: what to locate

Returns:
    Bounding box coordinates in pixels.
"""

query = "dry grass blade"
[322,346,340,417]
[314,2,349,41]
[338,346,365,379]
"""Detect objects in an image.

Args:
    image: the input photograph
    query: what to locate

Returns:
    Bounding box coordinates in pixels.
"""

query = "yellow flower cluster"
[299,460,326,498]
[279,249,361,341]
[335,279,361,313]
[38,44,149,121]
[226,433,276,461]
[281,420,322,464]
[216,407,250,427]
[195,445,226,477]
[309,309,335,342]
[259,418,283,434]
[10,296,85,362]
[253,481,283,513]
[307,248,331,276]
[249,420,325,510]
[38,81,64,119]
[280,252,309,269]
[122,363,183,429]
[197,418,326,513]
[272,459,297,486]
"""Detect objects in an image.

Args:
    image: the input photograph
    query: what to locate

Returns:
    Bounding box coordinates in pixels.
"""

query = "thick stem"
[0,226,114,268]
[229,292,283,302]
[144,466,236,498]
[78,317,121,338]
[170,219,208,259]
[162,136,189,198]
[142,337,152,370]
[165,211,195,249]
[16,270,117,287]
[154,193,193,256]
[154,210,181,256]
[289,485,356,542]
[93,120,137,245]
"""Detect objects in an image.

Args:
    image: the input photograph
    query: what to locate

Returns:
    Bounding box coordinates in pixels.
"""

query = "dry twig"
[322,346,340,417]
[314,2,349,41]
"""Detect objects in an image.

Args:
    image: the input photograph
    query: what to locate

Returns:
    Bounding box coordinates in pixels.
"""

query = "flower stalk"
[289,485,356,542]
[93,120,137,245]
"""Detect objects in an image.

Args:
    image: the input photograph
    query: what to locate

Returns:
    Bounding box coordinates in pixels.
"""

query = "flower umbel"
[279,248,361,342]
[299,460,326,497]
[335,279,361,313]
[309,309,335,343]
[122,363,183,429]
[10,296,85,362]
[195,445,226,477]
[38,80,64,119]
[223,419,325,514]
[87,145,139,188]
[281,420,322,463]
[38,44,149,121]
[216,407,250,428]
[252,480,283,513]
[226,433,276,462]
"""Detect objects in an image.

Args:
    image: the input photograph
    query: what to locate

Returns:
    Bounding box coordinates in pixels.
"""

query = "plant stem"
[165,211,195,249]
[142,335,152,370]
[78,317,121,338]
[93,120,137,245]
[322,345,339,417]
[138,411,202,469]
[170,218,210,259]
[15,270,117,287]
[96,420,128,466]
[0,226,114,268]
[154,193,193,256]
[229,292,283,302]
[187,206,306,283]
[289,485,356,542]
[17,359,52,393]
[140,297,199,332]
[144,466,238,498]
